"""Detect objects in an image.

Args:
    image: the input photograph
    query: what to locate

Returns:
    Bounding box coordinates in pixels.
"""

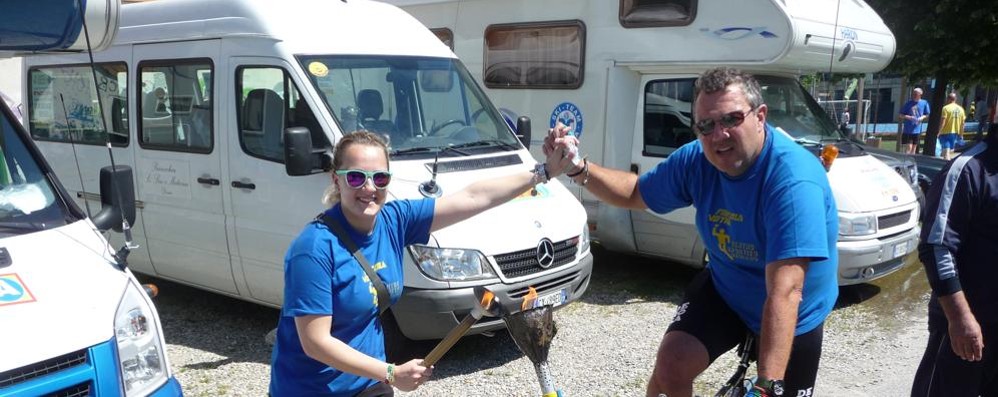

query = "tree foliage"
[866,0,998,154]
[868,0,998,86]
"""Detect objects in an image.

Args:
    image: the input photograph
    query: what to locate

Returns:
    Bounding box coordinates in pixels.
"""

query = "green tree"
[866,0,998,155]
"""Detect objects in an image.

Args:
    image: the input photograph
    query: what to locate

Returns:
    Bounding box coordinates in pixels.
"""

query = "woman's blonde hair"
[321,131,390,206]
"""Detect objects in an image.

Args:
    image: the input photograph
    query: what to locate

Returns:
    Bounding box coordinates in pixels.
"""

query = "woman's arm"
[430,170,538,232]
[295,315,430,391]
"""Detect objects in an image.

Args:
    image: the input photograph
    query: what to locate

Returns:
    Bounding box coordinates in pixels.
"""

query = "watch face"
[771,380,785,396]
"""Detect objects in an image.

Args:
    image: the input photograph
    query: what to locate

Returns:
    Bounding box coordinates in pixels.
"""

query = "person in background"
[899,87,931,154]
[975,96,988,141]
[910,129,998,397]
[270,131,562,396]
[839,109,851,136]
[938,92,966,161]
[545,67,838,397]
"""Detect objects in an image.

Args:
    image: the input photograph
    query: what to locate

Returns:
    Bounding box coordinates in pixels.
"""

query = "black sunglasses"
[693,107,758,136]
[335,169,392,190]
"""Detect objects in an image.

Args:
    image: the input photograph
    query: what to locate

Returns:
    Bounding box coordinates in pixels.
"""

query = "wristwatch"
[756,378,785,397]
[532,163,549,184]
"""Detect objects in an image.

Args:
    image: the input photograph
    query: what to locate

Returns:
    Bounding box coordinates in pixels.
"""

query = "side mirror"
[92,165,136,233]
[285,127,328,176]
[516,116,531,149]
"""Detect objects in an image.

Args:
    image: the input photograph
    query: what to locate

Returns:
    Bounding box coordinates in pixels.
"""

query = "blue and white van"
[0,1,182,395]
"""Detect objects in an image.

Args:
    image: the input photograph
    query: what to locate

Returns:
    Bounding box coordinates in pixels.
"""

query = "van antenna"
[58,93,93,218]
[77,0,137,267]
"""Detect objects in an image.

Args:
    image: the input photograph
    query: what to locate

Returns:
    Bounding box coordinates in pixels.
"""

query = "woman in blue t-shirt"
[270,131,558,397]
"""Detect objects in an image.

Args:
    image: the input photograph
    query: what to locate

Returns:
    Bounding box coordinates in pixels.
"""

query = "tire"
[381,309,422,363]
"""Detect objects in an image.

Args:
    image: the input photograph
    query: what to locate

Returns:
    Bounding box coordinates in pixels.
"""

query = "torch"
[504,287,562,397]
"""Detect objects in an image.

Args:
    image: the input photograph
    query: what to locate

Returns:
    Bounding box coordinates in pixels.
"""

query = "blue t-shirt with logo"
[637,128,838,334]
[270,199,435,397]
[900,99,931,134]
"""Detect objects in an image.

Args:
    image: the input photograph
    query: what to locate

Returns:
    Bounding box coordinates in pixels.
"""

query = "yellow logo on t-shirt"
[708,209,758,262]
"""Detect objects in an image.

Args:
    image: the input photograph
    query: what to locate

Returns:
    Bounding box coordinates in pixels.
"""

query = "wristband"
[385,363,395,385]
[566,158,587,178]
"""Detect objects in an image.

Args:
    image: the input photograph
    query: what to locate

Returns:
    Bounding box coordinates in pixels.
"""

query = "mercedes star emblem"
[536,238,555,269]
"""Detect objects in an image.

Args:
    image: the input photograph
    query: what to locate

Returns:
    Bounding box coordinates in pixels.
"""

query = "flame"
[479,289,495,310]
[521,286,538,311]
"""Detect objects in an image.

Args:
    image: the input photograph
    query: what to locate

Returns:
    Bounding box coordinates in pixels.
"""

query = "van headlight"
[410,245,496,281]
[838,212,877,236]
[578,226,591,254]
[115,280,168,396]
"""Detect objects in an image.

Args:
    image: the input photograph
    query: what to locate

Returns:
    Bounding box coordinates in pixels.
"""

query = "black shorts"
[667,270,823,397]
[901,133,921,145]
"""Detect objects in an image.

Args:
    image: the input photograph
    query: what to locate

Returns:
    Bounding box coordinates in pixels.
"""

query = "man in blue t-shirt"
[544,67,838,397]
[899,87,931,154]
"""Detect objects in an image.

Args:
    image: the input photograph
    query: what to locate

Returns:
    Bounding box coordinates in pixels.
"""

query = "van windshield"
[758,76,843,143]
[297,56,519,157]
[0,105,69,236]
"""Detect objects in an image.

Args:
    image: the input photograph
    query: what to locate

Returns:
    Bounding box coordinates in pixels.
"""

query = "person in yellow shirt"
[939,92,966,160]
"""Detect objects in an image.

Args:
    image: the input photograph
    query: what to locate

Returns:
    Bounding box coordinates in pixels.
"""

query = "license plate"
[535,289,567,308]
[892,241,909,258]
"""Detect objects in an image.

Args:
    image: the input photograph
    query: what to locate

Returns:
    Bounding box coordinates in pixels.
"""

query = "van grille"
[55,382,92,397]
[878,210,912,230]
[494,238,578,278]
[0,349,88,387]
[427,154,522,174]
[509,271,580,298]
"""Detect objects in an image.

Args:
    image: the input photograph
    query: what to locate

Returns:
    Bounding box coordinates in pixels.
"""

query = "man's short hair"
[913,87,924,95]
[948,92,958,101]
[694,67,763,110]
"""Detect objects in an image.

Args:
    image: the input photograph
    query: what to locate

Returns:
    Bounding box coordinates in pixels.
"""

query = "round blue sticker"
[550,102,583,138]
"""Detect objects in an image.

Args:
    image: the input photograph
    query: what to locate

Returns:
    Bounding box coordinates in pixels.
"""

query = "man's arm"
[757,258,808,381]
[544,124,649,210]
[937,292,984,361]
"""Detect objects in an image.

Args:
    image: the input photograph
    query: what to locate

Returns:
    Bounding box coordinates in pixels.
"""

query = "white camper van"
[0,1,181,396]
[19,0,592,346]
[388,0,921,285]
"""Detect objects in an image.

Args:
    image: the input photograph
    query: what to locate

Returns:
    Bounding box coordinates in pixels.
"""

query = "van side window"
[237,66,325,163]
[138,59,213,153]
[619,0,697,28]
[27,63,128,146]
[431,28,454,50]
[643,78,695,157]
[483,20,585,89]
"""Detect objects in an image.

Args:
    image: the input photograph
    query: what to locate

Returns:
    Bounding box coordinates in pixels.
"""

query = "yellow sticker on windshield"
[308,62,329,77]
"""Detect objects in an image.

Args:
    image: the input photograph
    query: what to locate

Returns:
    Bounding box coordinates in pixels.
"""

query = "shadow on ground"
[137,274,279,368]
[581,245,700,307]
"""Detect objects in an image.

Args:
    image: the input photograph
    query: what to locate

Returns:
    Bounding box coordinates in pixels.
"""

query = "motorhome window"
[27,63,128,146]
[237,66,326,163]
[138,59,213,153]
[643,78,696,157]
[619,0,697,28]
[1,107,70,236]
[756,76,841,141]
[431,28,454,50]
[483,21,585,89]
[297,55,516,158]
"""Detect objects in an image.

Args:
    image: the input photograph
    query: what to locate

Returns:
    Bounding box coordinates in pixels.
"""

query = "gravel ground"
[148,247,931,397]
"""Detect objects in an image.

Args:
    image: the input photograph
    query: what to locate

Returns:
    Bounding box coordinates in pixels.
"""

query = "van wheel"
[382,310,418,363]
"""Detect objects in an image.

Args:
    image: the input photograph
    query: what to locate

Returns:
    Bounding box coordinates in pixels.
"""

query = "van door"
[630,75,703,265]
[227,58,331,305]
[132,41,238,294]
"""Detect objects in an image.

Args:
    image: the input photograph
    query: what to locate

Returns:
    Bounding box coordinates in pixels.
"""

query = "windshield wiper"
[390,145,470,157]
[0,220,46,233]
[448,139,520,151]
[793,137,822,146]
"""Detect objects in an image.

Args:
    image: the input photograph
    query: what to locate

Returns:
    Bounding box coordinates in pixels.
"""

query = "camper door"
[630,74,701,262]
[132,40,238,294]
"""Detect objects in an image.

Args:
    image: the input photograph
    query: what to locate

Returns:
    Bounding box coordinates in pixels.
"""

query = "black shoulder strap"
[317,213,390,315]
